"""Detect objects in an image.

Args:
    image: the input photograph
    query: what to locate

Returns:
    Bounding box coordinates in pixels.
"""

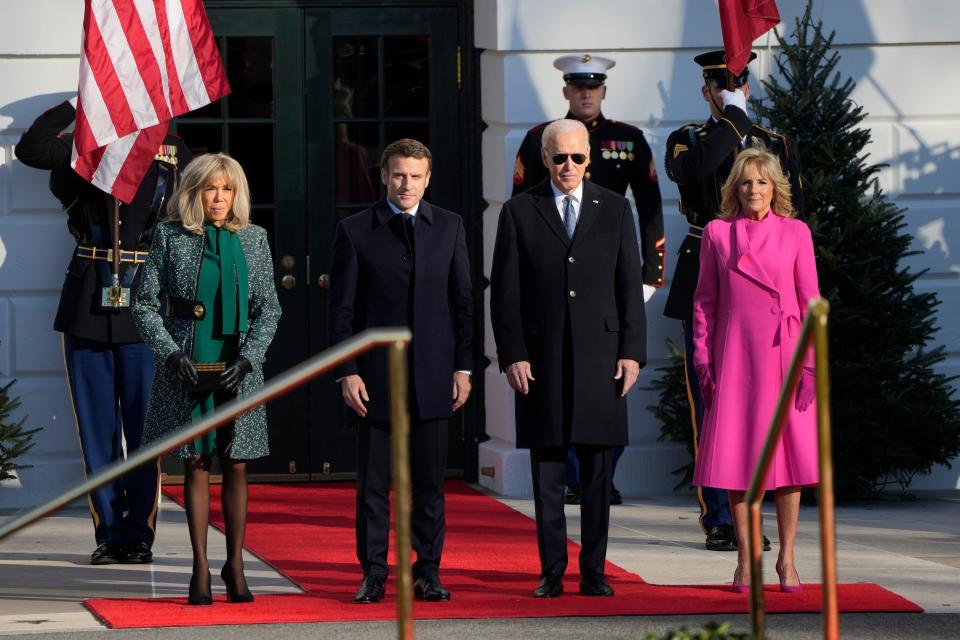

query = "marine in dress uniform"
[511,54,665,505]
[15,99,191,565]
[662,50,804,552]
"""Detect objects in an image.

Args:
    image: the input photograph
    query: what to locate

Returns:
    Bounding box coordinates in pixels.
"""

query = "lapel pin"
[592,200,599,204]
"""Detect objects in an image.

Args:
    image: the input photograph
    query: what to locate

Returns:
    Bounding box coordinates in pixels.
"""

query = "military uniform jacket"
[133,221,281,458]
[511,112,665,288]
[662,104,804,322]
[491,180,646,448]
[14,101,191,344]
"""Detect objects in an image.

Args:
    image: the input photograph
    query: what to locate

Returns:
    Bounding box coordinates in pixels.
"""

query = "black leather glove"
[165,350,198,386]
[220,357,252,394]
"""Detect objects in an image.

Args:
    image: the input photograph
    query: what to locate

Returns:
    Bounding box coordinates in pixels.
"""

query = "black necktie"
[401,211,415,254]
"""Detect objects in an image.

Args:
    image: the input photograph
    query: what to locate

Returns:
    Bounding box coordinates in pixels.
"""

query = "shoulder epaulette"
[753,125,790,156]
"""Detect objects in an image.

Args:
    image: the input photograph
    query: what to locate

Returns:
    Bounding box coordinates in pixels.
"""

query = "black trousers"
[530,444,612,579]
[355,417,448,580]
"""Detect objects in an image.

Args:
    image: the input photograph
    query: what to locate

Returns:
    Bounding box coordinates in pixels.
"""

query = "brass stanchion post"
[388,341,414,640]
[812,300,840,640]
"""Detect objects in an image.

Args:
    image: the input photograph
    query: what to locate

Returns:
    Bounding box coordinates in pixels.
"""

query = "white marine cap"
[553,53,616,87]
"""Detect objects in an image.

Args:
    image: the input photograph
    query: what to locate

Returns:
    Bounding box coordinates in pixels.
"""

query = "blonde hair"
[719,143,796,219]
[169,152,251,233]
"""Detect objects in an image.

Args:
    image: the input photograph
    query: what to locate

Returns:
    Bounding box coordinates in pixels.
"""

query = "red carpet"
[85,482,921,628]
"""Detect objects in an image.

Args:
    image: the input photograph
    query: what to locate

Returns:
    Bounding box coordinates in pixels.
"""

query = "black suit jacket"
[15,101,191,344]
[491,180,646,448]
[328,198,473,422]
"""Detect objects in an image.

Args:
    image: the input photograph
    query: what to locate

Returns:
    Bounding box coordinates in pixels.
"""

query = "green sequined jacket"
[133,220,281,459]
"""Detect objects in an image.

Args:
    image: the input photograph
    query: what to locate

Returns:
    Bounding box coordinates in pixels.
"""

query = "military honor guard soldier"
[15,99,191,565]
[511,53,665,506]
[662,50,805,552]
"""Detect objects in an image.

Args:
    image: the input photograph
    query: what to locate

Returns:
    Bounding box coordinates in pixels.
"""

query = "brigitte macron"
[134,152,280,605]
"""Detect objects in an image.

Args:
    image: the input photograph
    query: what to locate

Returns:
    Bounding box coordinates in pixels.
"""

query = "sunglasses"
[550,153,587,165]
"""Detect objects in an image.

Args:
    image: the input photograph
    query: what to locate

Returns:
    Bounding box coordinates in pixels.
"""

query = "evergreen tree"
[0,379,40,482]
[651,1,960,497]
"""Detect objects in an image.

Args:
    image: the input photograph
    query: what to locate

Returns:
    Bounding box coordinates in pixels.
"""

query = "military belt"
[76,245,149,263]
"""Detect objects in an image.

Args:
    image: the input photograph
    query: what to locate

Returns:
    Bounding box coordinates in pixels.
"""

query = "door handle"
[317,273,330,289]
[281,274,296,290]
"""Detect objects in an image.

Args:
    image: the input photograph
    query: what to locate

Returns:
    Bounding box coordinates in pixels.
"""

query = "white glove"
[643,284,656,303]
[720,89,747,113]
[68,95,79,109]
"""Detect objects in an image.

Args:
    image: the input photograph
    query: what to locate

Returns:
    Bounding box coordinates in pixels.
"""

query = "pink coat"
[692,212,820,491]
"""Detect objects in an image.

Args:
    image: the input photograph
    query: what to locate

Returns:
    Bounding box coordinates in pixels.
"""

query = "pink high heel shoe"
[731,568,749,593]
[776,563,803,593]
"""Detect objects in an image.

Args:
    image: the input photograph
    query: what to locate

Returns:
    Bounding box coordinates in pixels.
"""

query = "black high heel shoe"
[188,570,213,606]
[221,565,254,603]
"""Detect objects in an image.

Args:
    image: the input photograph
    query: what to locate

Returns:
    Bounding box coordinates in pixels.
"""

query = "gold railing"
[744,297,838,640]
[0,327,416,640]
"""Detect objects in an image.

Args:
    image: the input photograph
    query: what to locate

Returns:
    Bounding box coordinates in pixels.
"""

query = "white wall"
[476,0,960,495]
[0,1,85,507]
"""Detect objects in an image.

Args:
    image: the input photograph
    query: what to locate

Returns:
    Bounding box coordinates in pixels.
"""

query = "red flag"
[71,0,230,203]
[718,0,781,76]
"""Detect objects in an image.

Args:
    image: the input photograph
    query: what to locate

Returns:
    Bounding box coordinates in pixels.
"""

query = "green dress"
[191,222,249,457]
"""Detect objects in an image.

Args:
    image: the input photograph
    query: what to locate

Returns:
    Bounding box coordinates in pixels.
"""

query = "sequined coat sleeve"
[133,221,182,362]
[237,225,281,366]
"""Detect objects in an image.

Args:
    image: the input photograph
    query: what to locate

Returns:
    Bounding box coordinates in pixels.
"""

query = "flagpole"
[109,196,123,307]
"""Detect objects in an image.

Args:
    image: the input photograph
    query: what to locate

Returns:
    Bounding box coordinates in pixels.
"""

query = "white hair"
[541,118,589,151]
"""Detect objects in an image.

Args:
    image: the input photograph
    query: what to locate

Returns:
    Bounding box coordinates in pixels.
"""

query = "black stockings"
[183,456,249,596]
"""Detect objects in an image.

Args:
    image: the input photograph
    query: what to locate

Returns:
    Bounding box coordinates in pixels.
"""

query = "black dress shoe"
[564,485,582,505]
[188,570,213,606]
[610,485,623,505]
[353,574,385,604]
[705,525,738,552]
[705,525,772,551]
[90,542,124,565]
[413,575,451,602]
[579,574,614,596]
[532,573,564,598]
[121,541,153,564]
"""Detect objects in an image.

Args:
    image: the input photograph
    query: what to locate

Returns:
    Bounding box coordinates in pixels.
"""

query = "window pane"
[333,37,378,118]
[384,36,429,117]
[177,123,223,156]
[384,122,429,151]
[227,37,274,118]
[229,123,274,204]
[335,123,379,207]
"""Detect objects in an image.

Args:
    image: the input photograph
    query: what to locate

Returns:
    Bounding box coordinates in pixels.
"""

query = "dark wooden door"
[175,8,310,479]
[304,7,463,479]
[175,5,465,480]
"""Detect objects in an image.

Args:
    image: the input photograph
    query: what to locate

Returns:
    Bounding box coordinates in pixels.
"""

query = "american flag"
[71,0,230,203]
